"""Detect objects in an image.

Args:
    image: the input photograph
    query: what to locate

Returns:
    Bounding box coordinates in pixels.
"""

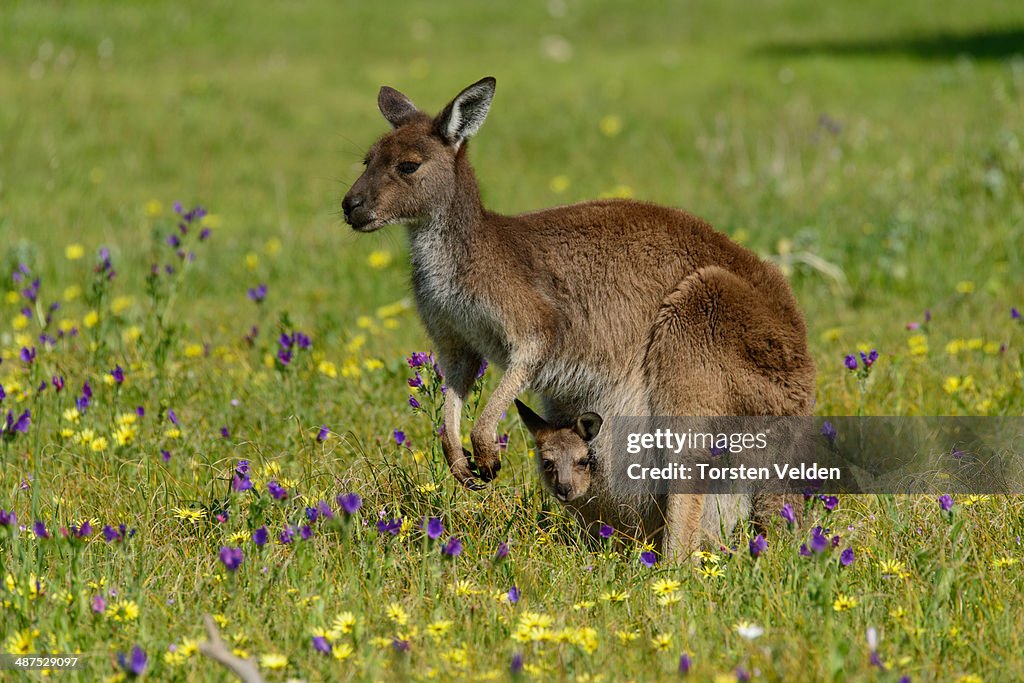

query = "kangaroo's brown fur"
[344,77,816,547]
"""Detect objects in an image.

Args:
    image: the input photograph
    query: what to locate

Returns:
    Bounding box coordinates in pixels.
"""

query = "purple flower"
[277,348,292,366]
[377,518,402,536]
[640,550,657,567]
[312,635,332,655]
[92,594,106,613]
[33,520,49,539]
[780,503,796,525]
[110,365,124,384]
[442,537,463,557]
[102,525,122,543]
[392,637,410,653]
[844,354,858,371]
[749,534,767,558]
[52,375,65,392]
[161,450,171,462]
[20,347,36,364]
[338,493,362,515]
[408,373,424,389]
[820,421,836,445]
[599,524,614,539]
[279,526,295,544]
[679,653,692,675]
[939,494,953,512]
[219,426,230,439]
[300,524,313,541]
[306,507,319,523]
[71,521,93,538]
[425,517,443,540]
[267,480,287,500]
[476,359,488,379]
[860,349,879,368]
[232,471,252,492]
[199,228,211,240]
[809,526,829,554]
[4,409,31,435]
[219,546,243,571]
[0,384,5,403]
[407,352,430,368]
[507,586,520,604]
[1012,306,1021,320]
[316,425,330,442]
[408,395,421,410]
[118,646,147,677]
[0,509,16,526]
[246,284,267,303]
[495,541,509,561]
[510,653,524,674]
[820,495,839,512]
[168,409,178,426]
[840,547,855,566]
[253,526,269,546]
[394,429,406,446]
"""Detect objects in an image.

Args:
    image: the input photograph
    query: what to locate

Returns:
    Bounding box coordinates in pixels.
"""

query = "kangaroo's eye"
[579,456,595,469]
[397,161,420,175]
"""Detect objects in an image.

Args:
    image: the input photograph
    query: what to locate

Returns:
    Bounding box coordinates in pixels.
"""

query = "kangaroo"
[514,399,601,504]
[343,77,816,515]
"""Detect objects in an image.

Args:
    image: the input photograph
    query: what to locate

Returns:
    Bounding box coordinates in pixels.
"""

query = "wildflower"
[247,284,267,303]
[338,493,362,514]
[19,346,36,364]
[640,550,657,567]
[377,518,402,536]
[267,480,287,500]
[749,534,768,558]
[442,537,463,557]
[650,633,672,652]
[425,517,444,540]
[219,546,243,571]
[0,509,15,526]
[279,526,295,544]
[840,548,855,566]
[407,351,431,368]
[679,653,693,675]
[394,429,406,446]
[833,594,858,612]
[66,243,85,260]
[408,373,424,389]
[118,645,147,677]
[312,635,331,655]
[367,250,393,269]
[507,586,520,604]
[599,524,614,539]
[510,652,524,674]
[92,594,107,613]
[821,421,837,445]
[1013,306,1021,320]
[844,354,857,370]
[939,494,954,512]
[252,526,269,546]
[316,425,330,442]
[427,620,453,640]
[820,495,839,511]
[495,541,509,560]
[259,653,288,670]
[734,621,764,640]
[780,503,796,525]
[33,520,49,539]
[651,578,682,596]
[3,409,31,435]
[408,395,421,409]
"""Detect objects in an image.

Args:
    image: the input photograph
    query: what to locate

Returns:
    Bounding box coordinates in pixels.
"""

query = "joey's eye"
[542,459,555,472]
[397,161,420,175]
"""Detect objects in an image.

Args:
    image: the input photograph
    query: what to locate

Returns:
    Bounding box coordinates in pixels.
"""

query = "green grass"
[1,0,1023,680]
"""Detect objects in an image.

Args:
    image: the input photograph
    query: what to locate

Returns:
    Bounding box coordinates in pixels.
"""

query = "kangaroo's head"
[342,77,496,232]
[515,399,602,503]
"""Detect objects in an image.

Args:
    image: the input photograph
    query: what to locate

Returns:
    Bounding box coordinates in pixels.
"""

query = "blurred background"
[1,0,1022,398]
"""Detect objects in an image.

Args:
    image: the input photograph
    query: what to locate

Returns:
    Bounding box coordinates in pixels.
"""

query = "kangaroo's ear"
[575,413,603,442]
[378,86,420,128]
[515,399,550,437]
[434,76,496,149]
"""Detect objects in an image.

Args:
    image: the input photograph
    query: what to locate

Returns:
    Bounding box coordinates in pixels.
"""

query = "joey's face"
[536,430,596,502]
[343,120,456,232]
[515,400,603,504]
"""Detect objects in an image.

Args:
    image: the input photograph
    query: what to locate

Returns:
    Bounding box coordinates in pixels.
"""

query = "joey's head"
[343,77,496,232]
[515,399,603,503]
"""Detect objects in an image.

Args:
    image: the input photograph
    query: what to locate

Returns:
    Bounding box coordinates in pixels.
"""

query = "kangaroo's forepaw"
[470,436,502,482]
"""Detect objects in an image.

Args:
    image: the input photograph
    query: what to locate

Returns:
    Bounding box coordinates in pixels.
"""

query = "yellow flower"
[331,612,356,636]
[164,428,182,439]
[615,629,640,644]
[966,337,983,350]
[245,252,259,269]
[110,296,134,315]
[820,327,843,343]
[5,629,38,654]
[12,314,29,331]
[599,115,622,137]
[833,594,858,612]
[943,376,962,394]
[63,408,81,424]
[387,602,408,626]
[599,589,629,603]
[4,290,19,304]
[364,358,384,371]
[650,578,682,596]
[572,600,596,611]
[145,199,163,217]
[172,507,206,523]
[65,243,85,260]
[317,360,338,378]
[955,280,974,294]
[650,633,672,651]
[416,482,437,493]
[907,334,928,356]
[113,425,136,447]
[877,559,911,579]
[442,646,469,667]
[264,238,281,256]
[259,653,288,670]
[64,285,82,302]
[116,412,138,426]
[367,250,393,269]
[698,563,725,578]
[91,436,109,452]
[109,599,140,621]
[84,310,100,328]
[992,556,1018,569]
[956,676,983,683]
[549,175,571,193]
[332,642,354,661]
[427,619,453,640]
[184,343,204,358]
[983,341,1001,355]
[122,326,142,345]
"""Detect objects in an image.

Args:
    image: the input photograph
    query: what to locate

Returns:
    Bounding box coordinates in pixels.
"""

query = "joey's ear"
[575,413,603,442]
[515,399,550,437]
[434,76,496,148]
[378,86,420,128]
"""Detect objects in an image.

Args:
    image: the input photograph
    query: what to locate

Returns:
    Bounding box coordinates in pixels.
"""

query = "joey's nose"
[555,482,572,499]
[342,194,363,220]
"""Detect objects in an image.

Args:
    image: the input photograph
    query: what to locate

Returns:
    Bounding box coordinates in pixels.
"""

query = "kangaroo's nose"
[342,194,363,218]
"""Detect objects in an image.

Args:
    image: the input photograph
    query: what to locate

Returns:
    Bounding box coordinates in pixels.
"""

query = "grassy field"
[1,0,1023,680]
